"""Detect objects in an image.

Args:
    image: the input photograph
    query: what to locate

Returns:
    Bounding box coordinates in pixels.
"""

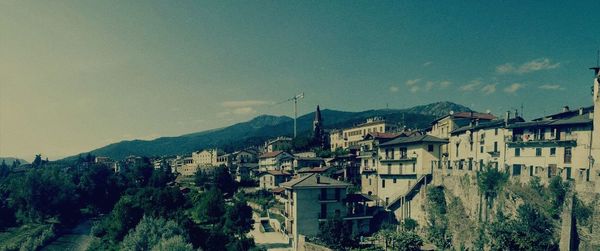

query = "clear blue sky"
[1,1,599,160]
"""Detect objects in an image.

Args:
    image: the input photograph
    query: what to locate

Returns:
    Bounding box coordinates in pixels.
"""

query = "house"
[356,132,402,197]
[329,117,399,150]
[192,149,224,167]
[258,151,293,171]
[377,134,447,222]
[259,170,292,190]
[264,137,293,152]
[281,174,374,250]
[285,156,325,173]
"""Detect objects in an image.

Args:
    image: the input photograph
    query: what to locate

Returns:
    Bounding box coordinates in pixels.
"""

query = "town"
[20,67,593,251]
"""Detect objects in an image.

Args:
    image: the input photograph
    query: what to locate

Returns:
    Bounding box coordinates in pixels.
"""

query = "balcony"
[487,151,500,157]
[380,155,416,162]
[507,134,577,148]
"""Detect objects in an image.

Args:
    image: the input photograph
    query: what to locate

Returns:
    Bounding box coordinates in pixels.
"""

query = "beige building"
[258,151,293,171]
[377,135,447,221]
[192,149,223,166]
[280,174,373,250]
[264,137,292,152]
[357,132,401,197]
[258,170,292,190]
[591,67,600,182]
[329,117,398,150]
[428,112,496,160]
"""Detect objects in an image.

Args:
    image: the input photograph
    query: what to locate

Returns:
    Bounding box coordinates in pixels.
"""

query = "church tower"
[313,105,325,148]
[591,66,600,171]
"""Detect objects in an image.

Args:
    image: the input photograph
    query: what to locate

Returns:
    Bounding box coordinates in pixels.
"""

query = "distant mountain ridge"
[0,157,29,165]
[66,101,472,160]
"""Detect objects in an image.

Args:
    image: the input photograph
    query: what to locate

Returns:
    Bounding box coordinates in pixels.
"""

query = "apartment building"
[192,149,224,167]
[377,135,447,221]
[356,132,401,196]
[329,117,398,150]
[258,151,293,171]
[280,174,373,250]
[259,170,292,189]
[428,112,496,160]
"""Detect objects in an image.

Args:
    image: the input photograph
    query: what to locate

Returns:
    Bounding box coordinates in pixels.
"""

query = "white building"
[258,151,293,171]
[329,117,398,150]
[377,134,447,221]
[192,149,224,167]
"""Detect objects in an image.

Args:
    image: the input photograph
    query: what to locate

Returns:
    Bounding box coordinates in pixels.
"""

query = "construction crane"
[276,92,304,138]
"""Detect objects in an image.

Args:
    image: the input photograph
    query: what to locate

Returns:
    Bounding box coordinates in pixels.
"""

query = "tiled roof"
[258,170,292,176]
[431,112,496,124]
[379,135,448,146]
[259,151,284,158]
[280,173,350,188]
[508,114,592,129]
[451,117,525,134]
[297,166,330,173]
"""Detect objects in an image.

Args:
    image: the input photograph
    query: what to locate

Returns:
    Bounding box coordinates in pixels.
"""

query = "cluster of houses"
[94,69,600,250]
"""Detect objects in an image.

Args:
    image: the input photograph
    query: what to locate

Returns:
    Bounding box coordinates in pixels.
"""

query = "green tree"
[213,167,237,196]
[195,187,225,224]
[32,154,43,168]
[151,235,194,251]
[425,186,451,250]
[477,163,508,221]
[318,215,357,250]
[121,216,189,251]
[0,160,9,178]
[194,169,210,189]
[224,193,254,237]
[548,176,567,218]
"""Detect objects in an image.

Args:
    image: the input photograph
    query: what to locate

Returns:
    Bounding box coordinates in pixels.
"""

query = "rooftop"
[280,173,350,189]
[379,134,448,146]
[431,111,496,124]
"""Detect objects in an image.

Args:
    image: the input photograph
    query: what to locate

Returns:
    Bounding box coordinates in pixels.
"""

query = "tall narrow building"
[313,105,325,149]
[591,66,600,172]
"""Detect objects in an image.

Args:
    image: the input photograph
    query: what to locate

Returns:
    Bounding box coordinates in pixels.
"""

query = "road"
[41,220,92,251]
[249,213,292,251]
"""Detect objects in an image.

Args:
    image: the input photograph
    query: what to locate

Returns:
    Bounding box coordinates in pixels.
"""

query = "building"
[505,107,594,184]
[329,117,398,150]
[377,134,447,221]
[356,132,402,196]
[312,105,327,149]
[258,151,293,171]
[264,137,293,152]
[259,170,292,190]
[443,112,525,173]
[192,149,224,167]
[280,174,373,250]
[591,67,600,184]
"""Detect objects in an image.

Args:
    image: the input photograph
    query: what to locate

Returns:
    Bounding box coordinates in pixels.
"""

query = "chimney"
[563,106,570,112]
[505,111,511,127]
[316,174,320,184]
[579,107,584,115]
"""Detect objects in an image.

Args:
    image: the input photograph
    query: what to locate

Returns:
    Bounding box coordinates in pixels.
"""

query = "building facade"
[329,117,398,150]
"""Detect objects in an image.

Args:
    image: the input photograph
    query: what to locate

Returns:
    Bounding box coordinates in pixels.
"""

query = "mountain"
[0,157,29,165]
[67,101,471,160]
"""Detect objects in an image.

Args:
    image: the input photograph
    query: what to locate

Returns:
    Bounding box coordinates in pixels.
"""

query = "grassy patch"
[0,224,55,251]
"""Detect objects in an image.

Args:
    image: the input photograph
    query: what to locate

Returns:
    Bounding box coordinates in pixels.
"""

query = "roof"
[379,135,448,146]
[451,117,526,134]
[271,187,285,193]
[508,114,592,129]
[294,157,324,161]
[259,151,285,158]
[280,173,350,189]
[532,106,593,121]
[345,193,374,202]
[259,170,292,176]
[364,132,400,140]
[431,112,496,124]
[297,166,331,173]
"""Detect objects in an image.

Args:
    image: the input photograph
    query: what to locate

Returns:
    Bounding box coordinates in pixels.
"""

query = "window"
[468,158,473,170]
[480,146,484,153]
[369,179,371,186]
[493,142,498,152]
[565,167,572,180]
[456,144,459,157]
[399,148,407,159]
[393,178,397,184]
[564,147,572,163]
[495,128,498,135]
[550,148,556,156]
[512,164,521,176]
[412,163,416,172]
[536,148,542,157]
[428,144,434,152]
[382,179,386,188]
[515,148,521,157]
[335,188,340,201]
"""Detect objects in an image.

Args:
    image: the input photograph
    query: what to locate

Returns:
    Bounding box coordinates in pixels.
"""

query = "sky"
[1,1,600,161]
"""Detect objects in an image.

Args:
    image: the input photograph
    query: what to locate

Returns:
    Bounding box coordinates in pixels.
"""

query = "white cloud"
[221,100,270,108]
[389,86,400,92]
[538,84,565,90]
[405,78,421,86]
[496,58,560,74]
[423,61,433,67]
[481,84,497,95]
[231,107,257,115]
[425,81,435,91]
[504,83,524,94]
[439,81,451,89]
[460,80,482,91]
[409,85,420,93]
